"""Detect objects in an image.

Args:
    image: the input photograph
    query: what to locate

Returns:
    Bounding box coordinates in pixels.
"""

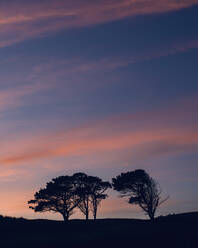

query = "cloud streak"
[0,0,198,47]
[0,36,197,115]
[0,95,197,166]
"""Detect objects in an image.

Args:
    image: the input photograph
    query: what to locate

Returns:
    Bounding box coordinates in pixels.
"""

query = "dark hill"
[0,212,197,248]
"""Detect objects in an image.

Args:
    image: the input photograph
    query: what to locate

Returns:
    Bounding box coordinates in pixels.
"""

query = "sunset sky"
[0,0,198,220]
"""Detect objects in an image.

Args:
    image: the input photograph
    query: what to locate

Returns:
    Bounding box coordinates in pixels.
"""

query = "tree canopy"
[28,175,81,221]
[28,173,111,221]
[112,170,168,220]
[72,173,111,220]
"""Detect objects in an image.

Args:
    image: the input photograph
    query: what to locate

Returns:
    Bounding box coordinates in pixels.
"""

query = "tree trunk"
[148,212,155,221]
[93,207,97,220]
[62,213,69,222]
[85,210,89,220]
[85,198,89,220]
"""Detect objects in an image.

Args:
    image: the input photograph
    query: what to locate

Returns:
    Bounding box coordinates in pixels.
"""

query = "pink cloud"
[0,95,197,166]
[0,82,51,112]
[0,0,198,47]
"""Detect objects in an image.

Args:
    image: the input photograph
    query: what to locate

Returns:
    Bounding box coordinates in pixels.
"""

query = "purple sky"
[0,0,197,220]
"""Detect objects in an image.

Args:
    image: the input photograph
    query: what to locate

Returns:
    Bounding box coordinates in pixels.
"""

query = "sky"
[0,0,198,220]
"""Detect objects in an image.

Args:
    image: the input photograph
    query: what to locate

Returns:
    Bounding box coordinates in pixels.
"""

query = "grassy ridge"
[0,212,197,248]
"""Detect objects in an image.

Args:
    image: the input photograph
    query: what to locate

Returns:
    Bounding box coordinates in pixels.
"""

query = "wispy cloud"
[0,37,197,115]
[0,81,53,113]
[62,39,198,71]
[0,95,197,166]
[0,0,198,47]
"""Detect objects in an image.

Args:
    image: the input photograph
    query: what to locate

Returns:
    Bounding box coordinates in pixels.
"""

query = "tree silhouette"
[90,178,111,220]
[28,175,81,221]
[72,173,91,220]
[72,173,111,220]
[112,170,168,220]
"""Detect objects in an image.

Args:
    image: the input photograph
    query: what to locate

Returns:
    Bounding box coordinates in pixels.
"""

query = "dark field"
[0,212,197,248]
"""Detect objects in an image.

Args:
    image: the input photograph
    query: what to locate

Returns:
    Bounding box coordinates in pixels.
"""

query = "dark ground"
[0,212,197,248]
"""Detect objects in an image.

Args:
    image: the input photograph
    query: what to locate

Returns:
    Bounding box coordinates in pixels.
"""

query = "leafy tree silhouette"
[90,178,111,220]
[73,173,111,220]
[28,175,81,221]
[112,169,169,220]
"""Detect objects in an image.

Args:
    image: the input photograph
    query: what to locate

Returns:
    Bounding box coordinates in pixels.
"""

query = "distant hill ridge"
[0,211,197,223]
